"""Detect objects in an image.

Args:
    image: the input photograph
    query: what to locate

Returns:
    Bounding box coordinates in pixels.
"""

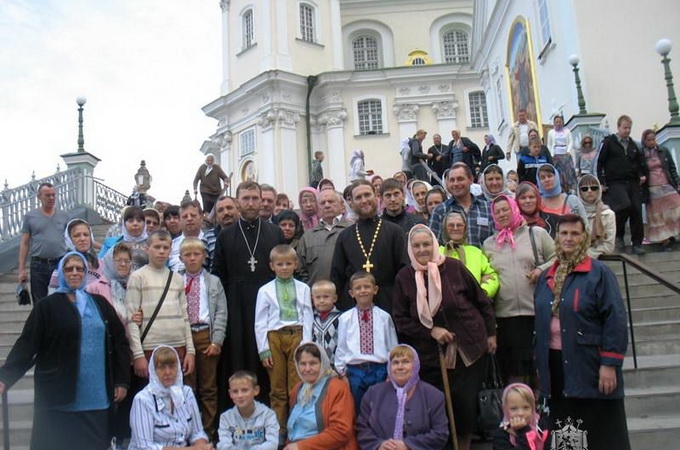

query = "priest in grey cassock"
[213,181,285,409]
[331,179,408,312]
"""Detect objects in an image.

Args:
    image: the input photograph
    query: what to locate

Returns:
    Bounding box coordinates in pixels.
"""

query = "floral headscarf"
[491,195,525,249]
[552,217,590,316]
[388,345,421,440]
[407,225,446,329]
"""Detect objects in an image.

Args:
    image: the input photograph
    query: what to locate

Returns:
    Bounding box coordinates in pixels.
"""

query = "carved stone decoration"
[418,85,430,94]
[393,104,420,122]
[431,101,458,119]
[219,0,230,12]
[438,84,452,92]
[480,70,491,91]
[261,91,271,105]
[258,109,277,129]
[398,87,411,96]
[218,131,233,152]
[317,109,347,128]
[277,109,301,127]
[282,91,292,101]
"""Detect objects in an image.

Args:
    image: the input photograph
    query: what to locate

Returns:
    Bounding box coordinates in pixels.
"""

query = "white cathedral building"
[200,0,680,193]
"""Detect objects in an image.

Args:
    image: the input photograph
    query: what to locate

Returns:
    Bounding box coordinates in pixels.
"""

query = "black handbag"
[477,354,504,439]
[16,282,30,306]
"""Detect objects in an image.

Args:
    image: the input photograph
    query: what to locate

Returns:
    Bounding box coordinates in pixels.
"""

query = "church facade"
[200,0,680,192]
[200,0,489,194]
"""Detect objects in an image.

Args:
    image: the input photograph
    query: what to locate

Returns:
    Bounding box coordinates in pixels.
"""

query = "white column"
[275,0,292,70]
[321,110,348,185]
[219,0,231,95]
[261,0,274,71]
[330,0,344,70]
[277,109,302,193]
[431,100,458,137]
[257,110,276,184]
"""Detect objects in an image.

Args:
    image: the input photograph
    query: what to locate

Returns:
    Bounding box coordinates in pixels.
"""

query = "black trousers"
[604,180,644,245]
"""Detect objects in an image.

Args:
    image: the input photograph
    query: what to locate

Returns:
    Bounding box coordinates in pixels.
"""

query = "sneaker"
[631,245,646,255]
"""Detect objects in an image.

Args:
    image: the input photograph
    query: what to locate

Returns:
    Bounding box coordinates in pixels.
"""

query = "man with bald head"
[297,189,351,287]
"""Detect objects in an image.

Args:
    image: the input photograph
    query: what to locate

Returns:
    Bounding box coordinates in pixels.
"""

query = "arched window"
[299,3,316,42]
[443,30,469,64]
[352,35,380,70]
[357,99,384,135]
[242,9,254,50]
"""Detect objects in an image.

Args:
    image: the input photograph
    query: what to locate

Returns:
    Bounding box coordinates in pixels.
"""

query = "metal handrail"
[599,253,680,369]
[2,390,8,450]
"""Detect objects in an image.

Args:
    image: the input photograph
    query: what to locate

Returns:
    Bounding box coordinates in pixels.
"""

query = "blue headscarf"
[536,163,562,198]
[56,251,91,317]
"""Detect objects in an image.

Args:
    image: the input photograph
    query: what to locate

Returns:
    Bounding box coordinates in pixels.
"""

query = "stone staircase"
[0,245,679,449]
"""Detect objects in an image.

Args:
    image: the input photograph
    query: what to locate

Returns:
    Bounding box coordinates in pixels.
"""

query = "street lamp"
[135,160,152,193]
[76,97,87,152]
[656,39,680,126]
[568,54,587,115]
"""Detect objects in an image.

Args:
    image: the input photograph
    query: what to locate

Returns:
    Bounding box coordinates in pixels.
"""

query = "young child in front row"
[217,371,279,450]
[334,271,398,413]
[310,280,342,370]
[492,383,548,450]
[254,245,313,442]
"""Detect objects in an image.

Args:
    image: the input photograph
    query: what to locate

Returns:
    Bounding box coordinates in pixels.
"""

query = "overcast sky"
[0,0,222,204]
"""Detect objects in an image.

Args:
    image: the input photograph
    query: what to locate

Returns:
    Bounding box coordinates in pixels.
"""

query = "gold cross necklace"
[355,218,382,273]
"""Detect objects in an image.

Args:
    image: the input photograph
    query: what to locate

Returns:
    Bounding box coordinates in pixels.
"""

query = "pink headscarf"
[298,187,320,230]
[407,224,446,329]
[500,383,547,450]
[491,195,525,249]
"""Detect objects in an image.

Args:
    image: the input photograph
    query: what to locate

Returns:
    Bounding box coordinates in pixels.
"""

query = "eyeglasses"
[63,266,85,273]
[114,259,132,266]
[580,186,600,192]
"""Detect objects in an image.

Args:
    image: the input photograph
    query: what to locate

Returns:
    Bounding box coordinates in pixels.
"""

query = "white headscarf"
[294,342,333,406]
[147,346,185,411]
[204,153,215,176]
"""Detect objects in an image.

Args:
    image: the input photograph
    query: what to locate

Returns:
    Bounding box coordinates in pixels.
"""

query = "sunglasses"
[63,266,86,273]
[580,185,600,192]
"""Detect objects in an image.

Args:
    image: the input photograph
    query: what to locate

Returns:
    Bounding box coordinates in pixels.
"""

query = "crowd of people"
[1,112,678,450]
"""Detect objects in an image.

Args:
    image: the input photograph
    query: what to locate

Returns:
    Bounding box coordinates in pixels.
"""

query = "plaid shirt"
[428,194,493,248]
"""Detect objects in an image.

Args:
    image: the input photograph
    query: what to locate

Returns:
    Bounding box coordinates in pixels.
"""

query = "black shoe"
[615,238,625,251]
[631,245,646,255]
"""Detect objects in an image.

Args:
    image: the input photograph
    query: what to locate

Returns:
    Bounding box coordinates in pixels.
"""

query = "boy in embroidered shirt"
[217,371,279,450]
[335,271,398,413]
[126,230,195,380]
[180,237,228,440]
[254,245,313,440]
[310,279,342,369]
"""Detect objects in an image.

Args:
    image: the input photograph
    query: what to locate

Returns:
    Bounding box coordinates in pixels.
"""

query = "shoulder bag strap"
[140,270,174,343]
[529,226,540,267]
[561,193,571,214]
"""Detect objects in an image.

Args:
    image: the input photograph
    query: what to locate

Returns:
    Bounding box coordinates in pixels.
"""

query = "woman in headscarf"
[406,179,433,221]
[515,182,557,238]
[298,187,320,231]
[534,215,631,450]
[129,346,211,450]
[49,218,102,293]
[480,134,505,172]
[0,252,130,450]
[284,342,358,450]
[640,129,680,250]
[578,175,616,258]
[480,164,514,202]
[439,211,499,299]
[482,196,554,386]
[536,164,588,231]
[392,225,496,450]
[193,153,230,215]
[368,174,384,214]
[357,344,449,450]
[274,210,304,250]
[349,149,369,181]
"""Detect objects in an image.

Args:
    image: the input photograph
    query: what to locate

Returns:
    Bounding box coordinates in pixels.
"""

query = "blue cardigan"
[534,257,628,399]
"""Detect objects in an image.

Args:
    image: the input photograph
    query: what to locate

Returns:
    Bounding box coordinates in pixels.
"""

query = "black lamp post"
[76,97,86,152]
[568,54,587,115]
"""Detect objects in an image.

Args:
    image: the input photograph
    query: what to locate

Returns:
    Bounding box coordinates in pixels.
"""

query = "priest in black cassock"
[331,179,408,312]
[213,181,285,409]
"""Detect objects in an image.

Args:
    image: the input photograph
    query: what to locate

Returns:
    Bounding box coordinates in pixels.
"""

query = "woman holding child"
[285,342,358,450]
[357,344,449,450]
[392,224,496,450]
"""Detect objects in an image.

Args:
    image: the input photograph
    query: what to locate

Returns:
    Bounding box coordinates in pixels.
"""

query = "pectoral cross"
[362,260,374,273]
[248,256,258,272]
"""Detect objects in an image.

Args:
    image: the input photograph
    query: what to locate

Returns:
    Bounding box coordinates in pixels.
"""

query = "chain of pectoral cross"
[355,218,382,273]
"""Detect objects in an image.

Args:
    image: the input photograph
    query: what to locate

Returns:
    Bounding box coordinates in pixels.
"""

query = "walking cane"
[438,345,459,450]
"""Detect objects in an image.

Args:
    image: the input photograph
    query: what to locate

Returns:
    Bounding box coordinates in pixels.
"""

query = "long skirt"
[496,316,536,386]
[553,154,578,193]
[548,350,631,450]
[646,184,680,242]
[31,408,109,450]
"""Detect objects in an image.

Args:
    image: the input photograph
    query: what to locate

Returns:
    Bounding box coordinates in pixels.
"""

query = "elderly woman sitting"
[129,346,212,450]
[284,342,358,450]
[357,344,449,450]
